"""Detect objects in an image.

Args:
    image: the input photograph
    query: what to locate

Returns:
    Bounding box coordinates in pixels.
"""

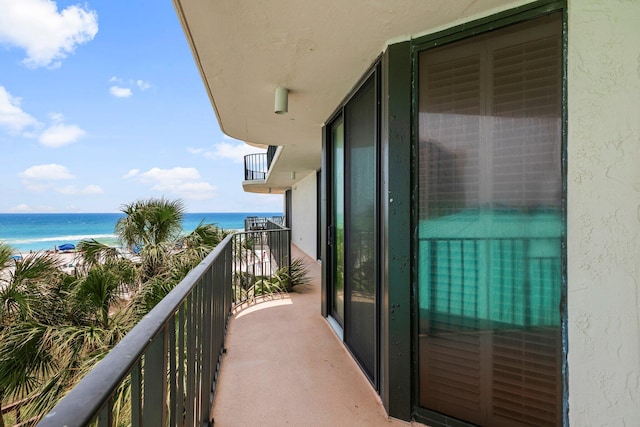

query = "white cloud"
[56,184,103,195]
[123,169,140,179]
[19,164,102,196]
[20,163,74,192]
[139,167,201,183]
[0,89,85,146]
[109,86,133,98]
[0,86,40,133]
[108,77,151,98]
[0,0,99,69]
[136,80,151,91]
[9,203,55,213]
[189,142,265,164]
[20,164,74,180]
[39,122,86,147]
[126,166,217,200]
[48,112,64,123]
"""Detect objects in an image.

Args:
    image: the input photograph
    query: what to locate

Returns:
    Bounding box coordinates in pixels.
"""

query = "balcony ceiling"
[173,0,533,175]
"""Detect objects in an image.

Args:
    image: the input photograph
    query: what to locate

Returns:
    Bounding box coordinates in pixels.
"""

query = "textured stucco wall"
[567,0,640,424]
[291,171,318,259]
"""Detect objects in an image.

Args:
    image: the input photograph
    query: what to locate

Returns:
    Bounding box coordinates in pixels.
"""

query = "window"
[416,12,563,426]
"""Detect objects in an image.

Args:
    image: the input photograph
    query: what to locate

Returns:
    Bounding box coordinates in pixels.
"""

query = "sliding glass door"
[344,75,378,381]
[327,70,379,385]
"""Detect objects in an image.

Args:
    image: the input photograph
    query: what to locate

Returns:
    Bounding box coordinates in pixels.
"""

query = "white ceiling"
[172,0,533,188]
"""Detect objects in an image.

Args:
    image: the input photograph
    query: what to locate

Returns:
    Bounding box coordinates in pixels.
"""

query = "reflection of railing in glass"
[349,230,375,296]
[418,232,562,426]
[419,235,561,328]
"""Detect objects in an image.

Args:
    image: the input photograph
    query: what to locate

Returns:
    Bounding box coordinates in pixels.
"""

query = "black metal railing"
[38,227,291,427]
[232,227,291,301]
[266,145,278,170]
[244,216,284,231]
[244,153,268,181]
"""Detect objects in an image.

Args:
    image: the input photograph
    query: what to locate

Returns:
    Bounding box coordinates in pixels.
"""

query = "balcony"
[37,222,402,426]
[243,145,320,195]
[244,153,268,181]
[244,215,284,231]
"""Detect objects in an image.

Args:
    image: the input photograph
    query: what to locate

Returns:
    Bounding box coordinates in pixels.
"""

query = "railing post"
[131,361,142,427]
[97,400,112,427]
[176,306,186,427]
[168,315,177,427]
[200,269,214,425]
[143,328,168,426]
[185,293,196,427]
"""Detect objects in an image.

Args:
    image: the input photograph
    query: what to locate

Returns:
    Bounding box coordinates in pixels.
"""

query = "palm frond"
[76,239,120,268]
[116,198,185,249]
[11,252,62,288]
[0,283,33,323]
[0,242,15,273]
[71,266,125,328]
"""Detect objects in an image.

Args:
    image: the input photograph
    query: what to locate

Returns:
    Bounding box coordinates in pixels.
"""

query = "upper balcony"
[242,146,285,194]
[36,220,404,427]
[242,144,320,195]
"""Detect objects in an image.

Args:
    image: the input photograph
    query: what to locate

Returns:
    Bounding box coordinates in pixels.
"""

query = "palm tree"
[0,248,134,426]
[0,250,63,325]
[116,198,185,282]
[0,242,15,427]
[0,248,69,426]
[0,199,227,424]
[178,222,229,261]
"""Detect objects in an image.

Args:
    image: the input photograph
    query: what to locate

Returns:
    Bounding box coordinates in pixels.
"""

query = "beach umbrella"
[58,243,75,251]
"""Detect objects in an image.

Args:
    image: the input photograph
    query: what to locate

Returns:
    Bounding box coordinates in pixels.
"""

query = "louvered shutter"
[417,13,563,427]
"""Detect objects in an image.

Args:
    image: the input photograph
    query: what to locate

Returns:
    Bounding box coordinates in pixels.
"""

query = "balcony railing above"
[266,145,277,169]
[38,226,291,427]
[244,215,284,231]
[243,147,279,182]
[244,153,267,181]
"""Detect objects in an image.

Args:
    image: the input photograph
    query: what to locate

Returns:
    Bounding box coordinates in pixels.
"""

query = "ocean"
[0,212,282,254]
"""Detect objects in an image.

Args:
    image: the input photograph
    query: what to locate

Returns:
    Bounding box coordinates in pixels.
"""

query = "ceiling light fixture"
[274,86,288,114]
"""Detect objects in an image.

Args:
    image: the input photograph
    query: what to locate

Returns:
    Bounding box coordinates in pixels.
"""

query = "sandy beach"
[1,251,82,285]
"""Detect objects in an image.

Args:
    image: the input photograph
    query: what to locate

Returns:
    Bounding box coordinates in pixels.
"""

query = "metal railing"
[266,145,278,170]
[38,227,291,427]
[244,153,267,181]
[244,216,284,231]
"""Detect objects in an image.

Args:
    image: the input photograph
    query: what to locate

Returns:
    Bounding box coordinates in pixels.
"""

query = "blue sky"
[0,0,282,214]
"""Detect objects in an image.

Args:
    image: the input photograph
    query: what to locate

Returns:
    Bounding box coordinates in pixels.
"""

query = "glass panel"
[345,75,377,381]
[417,13,563,426]
[332,120,345,324]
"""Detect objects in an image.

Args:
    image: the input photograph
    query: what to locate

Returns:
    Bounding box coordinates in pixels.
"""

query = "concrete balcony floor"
[212,245,419,426]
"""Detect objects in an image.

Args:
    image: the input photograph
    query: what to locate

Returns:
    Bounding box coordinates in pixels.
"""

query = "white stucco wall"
[567,1,640,424]
[291,171,318,259]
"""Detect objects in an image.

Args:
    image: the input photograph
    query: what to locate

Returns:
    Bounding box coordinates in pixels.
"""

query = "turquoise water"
[0,212,281,254]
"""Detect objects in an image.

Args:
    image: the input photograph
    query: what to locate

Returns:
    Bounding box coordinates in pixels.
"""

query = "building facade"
[174,0,640,425]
